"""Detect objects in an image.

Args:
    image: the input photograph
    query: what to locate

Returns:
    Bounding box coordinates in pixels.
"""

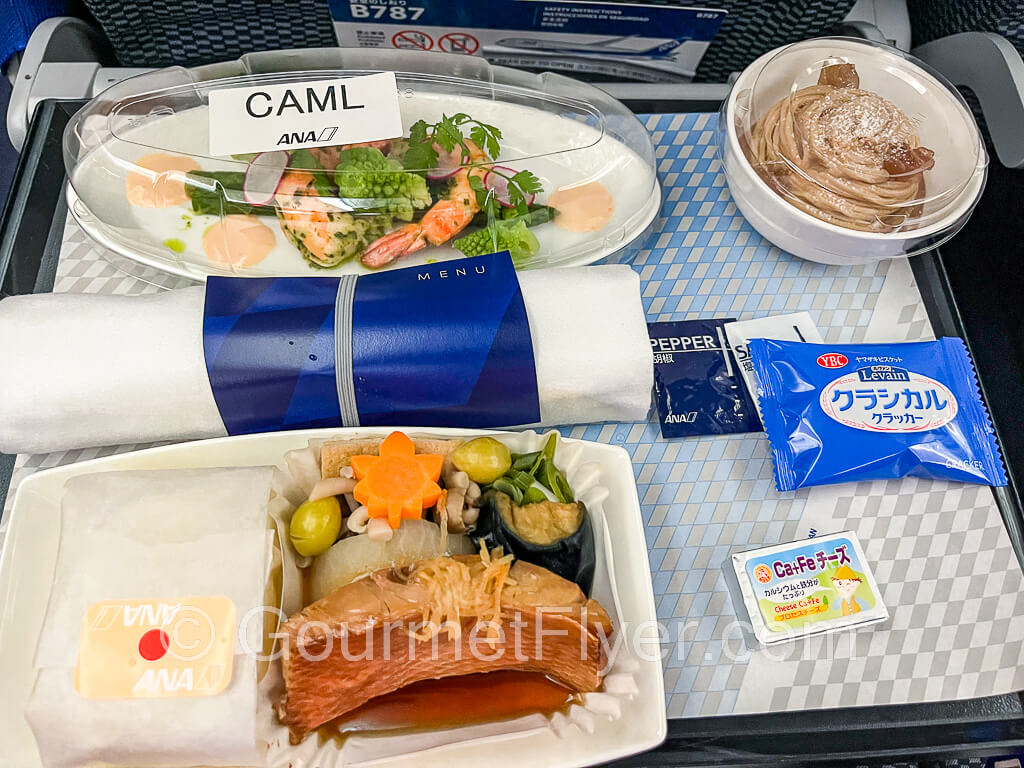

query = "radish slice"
[425,143,462,180]
[484,166,534,208]
[243,150,290,204]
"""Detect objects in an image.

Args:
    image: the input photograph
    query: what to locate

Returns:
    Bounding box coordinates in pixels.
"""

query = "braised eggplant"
[476,490,595,594]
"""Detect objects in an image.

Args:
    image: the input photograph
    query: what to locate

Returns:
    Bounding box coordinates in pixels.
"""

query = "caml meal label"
[75,596,236,700]
[207,71,403,156]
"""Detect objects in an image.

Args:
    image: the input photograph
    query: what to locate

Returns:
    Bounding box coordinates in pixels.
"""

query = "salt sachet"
[649,319,760,438]
[724,312,823,423]
[749,337,1006,491]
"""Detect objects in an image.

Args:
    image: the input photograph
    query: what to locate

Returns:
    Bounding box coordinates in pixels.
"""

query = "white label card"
[207,71,403,157]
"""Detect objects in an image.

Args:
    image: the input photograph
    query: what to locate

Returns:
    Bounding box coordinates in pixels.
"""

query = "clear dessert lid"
[735,37,987,234]
[64,48,659,279]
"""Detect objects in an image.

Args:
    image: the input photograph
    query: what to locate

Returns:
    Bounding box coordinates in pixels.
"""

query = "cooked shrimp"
[275,171,387,268]
[273,139,399,266]
[360,140,490,268]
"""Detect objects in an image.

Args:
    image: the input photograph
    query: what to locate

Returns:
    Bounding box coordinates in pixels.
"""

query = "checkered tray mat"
[5,112,1023,719]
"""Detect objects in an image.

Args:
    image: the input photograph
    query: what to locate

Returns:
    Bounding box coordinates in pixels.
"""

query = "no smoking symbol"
[438,32,479,55]
[392,30,433,50]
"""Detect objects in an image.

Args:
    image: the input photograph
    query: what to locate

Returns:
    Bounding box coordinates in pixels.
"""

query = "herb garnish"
[405,113,501,169]
[404,113,543,217]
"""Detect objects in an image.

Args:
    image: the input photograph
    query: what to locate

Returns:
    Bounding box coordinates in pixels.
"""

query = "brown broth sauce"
[317,671,577,742]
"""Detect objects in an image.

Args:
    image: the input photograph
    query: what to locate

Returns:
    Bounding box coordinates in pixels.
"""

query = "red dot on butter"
[138,628,170,661]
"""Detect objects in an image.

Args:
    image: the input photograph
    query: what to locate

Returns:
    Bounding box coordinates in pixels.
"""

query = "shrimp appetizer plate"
[65,48,660,281]
[0,427,666,768]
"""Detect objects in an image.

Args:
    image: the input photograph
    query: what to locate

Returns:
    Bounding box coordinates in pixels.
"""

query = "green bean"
[512,451,541,472]
[509,470,537,492]
[491,478,524,505]
[522,486,548,504]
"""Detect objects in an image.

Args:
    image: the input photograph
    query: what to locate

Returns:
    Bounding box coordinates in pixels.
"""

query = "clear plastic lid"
[65,48,658,279]
[734,37,987,235]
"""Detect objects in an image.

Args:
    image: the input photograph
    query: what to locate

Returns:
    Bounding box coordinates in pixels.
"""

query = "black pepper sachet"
[649,319,761,438]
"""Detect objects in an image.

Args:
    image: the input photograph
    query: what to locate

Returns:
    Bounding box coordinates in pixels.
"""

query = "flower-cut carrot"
[350,431,444,529]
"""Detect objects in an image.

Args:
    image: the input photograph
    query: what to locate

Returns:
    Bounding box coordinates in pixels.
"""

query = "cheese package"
[730,531,888,646]
[25,467,301,768]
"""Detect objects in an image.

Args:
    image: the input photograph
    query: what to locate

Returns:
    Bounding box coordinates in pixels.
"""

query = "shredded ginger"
[407,543,515,644]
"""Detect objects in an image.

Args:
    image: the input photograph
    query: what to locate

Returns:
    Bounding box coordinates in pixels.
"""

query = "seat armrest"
[913,31,1024,169]
[7,17,114,151]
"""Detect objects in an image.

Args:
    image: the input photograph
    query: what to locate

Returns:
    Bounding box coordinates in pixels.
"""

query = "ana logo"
[123,602,180,627]
[665,411,698,424]
[754,564,773,583]
[277,126,338,146]
[817,353,849,369]
[132,667,195,695]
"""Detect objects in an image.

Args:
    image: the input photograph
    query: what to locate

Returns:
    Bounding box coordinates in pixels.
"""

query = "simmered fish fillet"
[277,555,612,739]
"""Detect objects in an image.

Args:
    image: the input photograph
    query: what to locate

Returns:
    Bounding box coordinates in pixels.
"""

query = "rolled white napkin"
[0,287,225,453]
[0,265,652,454]
[521,265,652,427]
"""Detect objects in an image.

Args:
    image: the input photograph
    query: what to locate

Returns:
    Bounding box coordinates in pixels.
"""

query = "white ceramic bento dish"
[0,428,665,768]
[719,37,988,266]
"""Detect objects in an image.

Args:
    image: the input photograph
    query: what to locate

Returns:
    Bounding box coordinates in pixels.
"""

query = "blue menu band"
[203,251,540,435]
[350,251,540,427]
[203,276,342,434]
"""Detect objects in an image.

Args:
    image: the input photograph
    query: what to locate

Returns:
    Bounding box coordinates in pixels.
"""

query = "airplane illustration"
[489,34,688,58]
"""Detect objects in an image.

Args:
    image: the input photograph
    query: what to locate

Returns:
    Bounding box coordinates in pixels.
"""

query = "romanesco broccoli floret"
[333,146,431,221]
[453,219,540,265]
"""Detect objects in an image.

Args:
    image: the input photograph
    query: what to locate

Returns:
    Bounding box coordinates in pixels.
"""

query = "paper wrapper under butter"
[0,253,652,454]
[24,466,303,768]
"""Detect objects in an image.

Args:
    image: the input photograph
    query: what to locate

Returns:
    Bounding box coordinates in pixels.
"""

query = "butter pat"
[730,531,888,645]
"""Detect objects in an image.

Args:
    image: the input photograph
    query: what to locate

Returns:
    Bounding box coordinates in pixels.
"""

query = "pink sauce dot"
[138,628,170,661]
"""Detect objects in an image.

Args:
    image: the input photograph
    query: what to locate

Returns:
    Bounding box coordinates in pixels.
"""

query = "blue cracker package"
[749,338,1007,491]
[650,319,761,438]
